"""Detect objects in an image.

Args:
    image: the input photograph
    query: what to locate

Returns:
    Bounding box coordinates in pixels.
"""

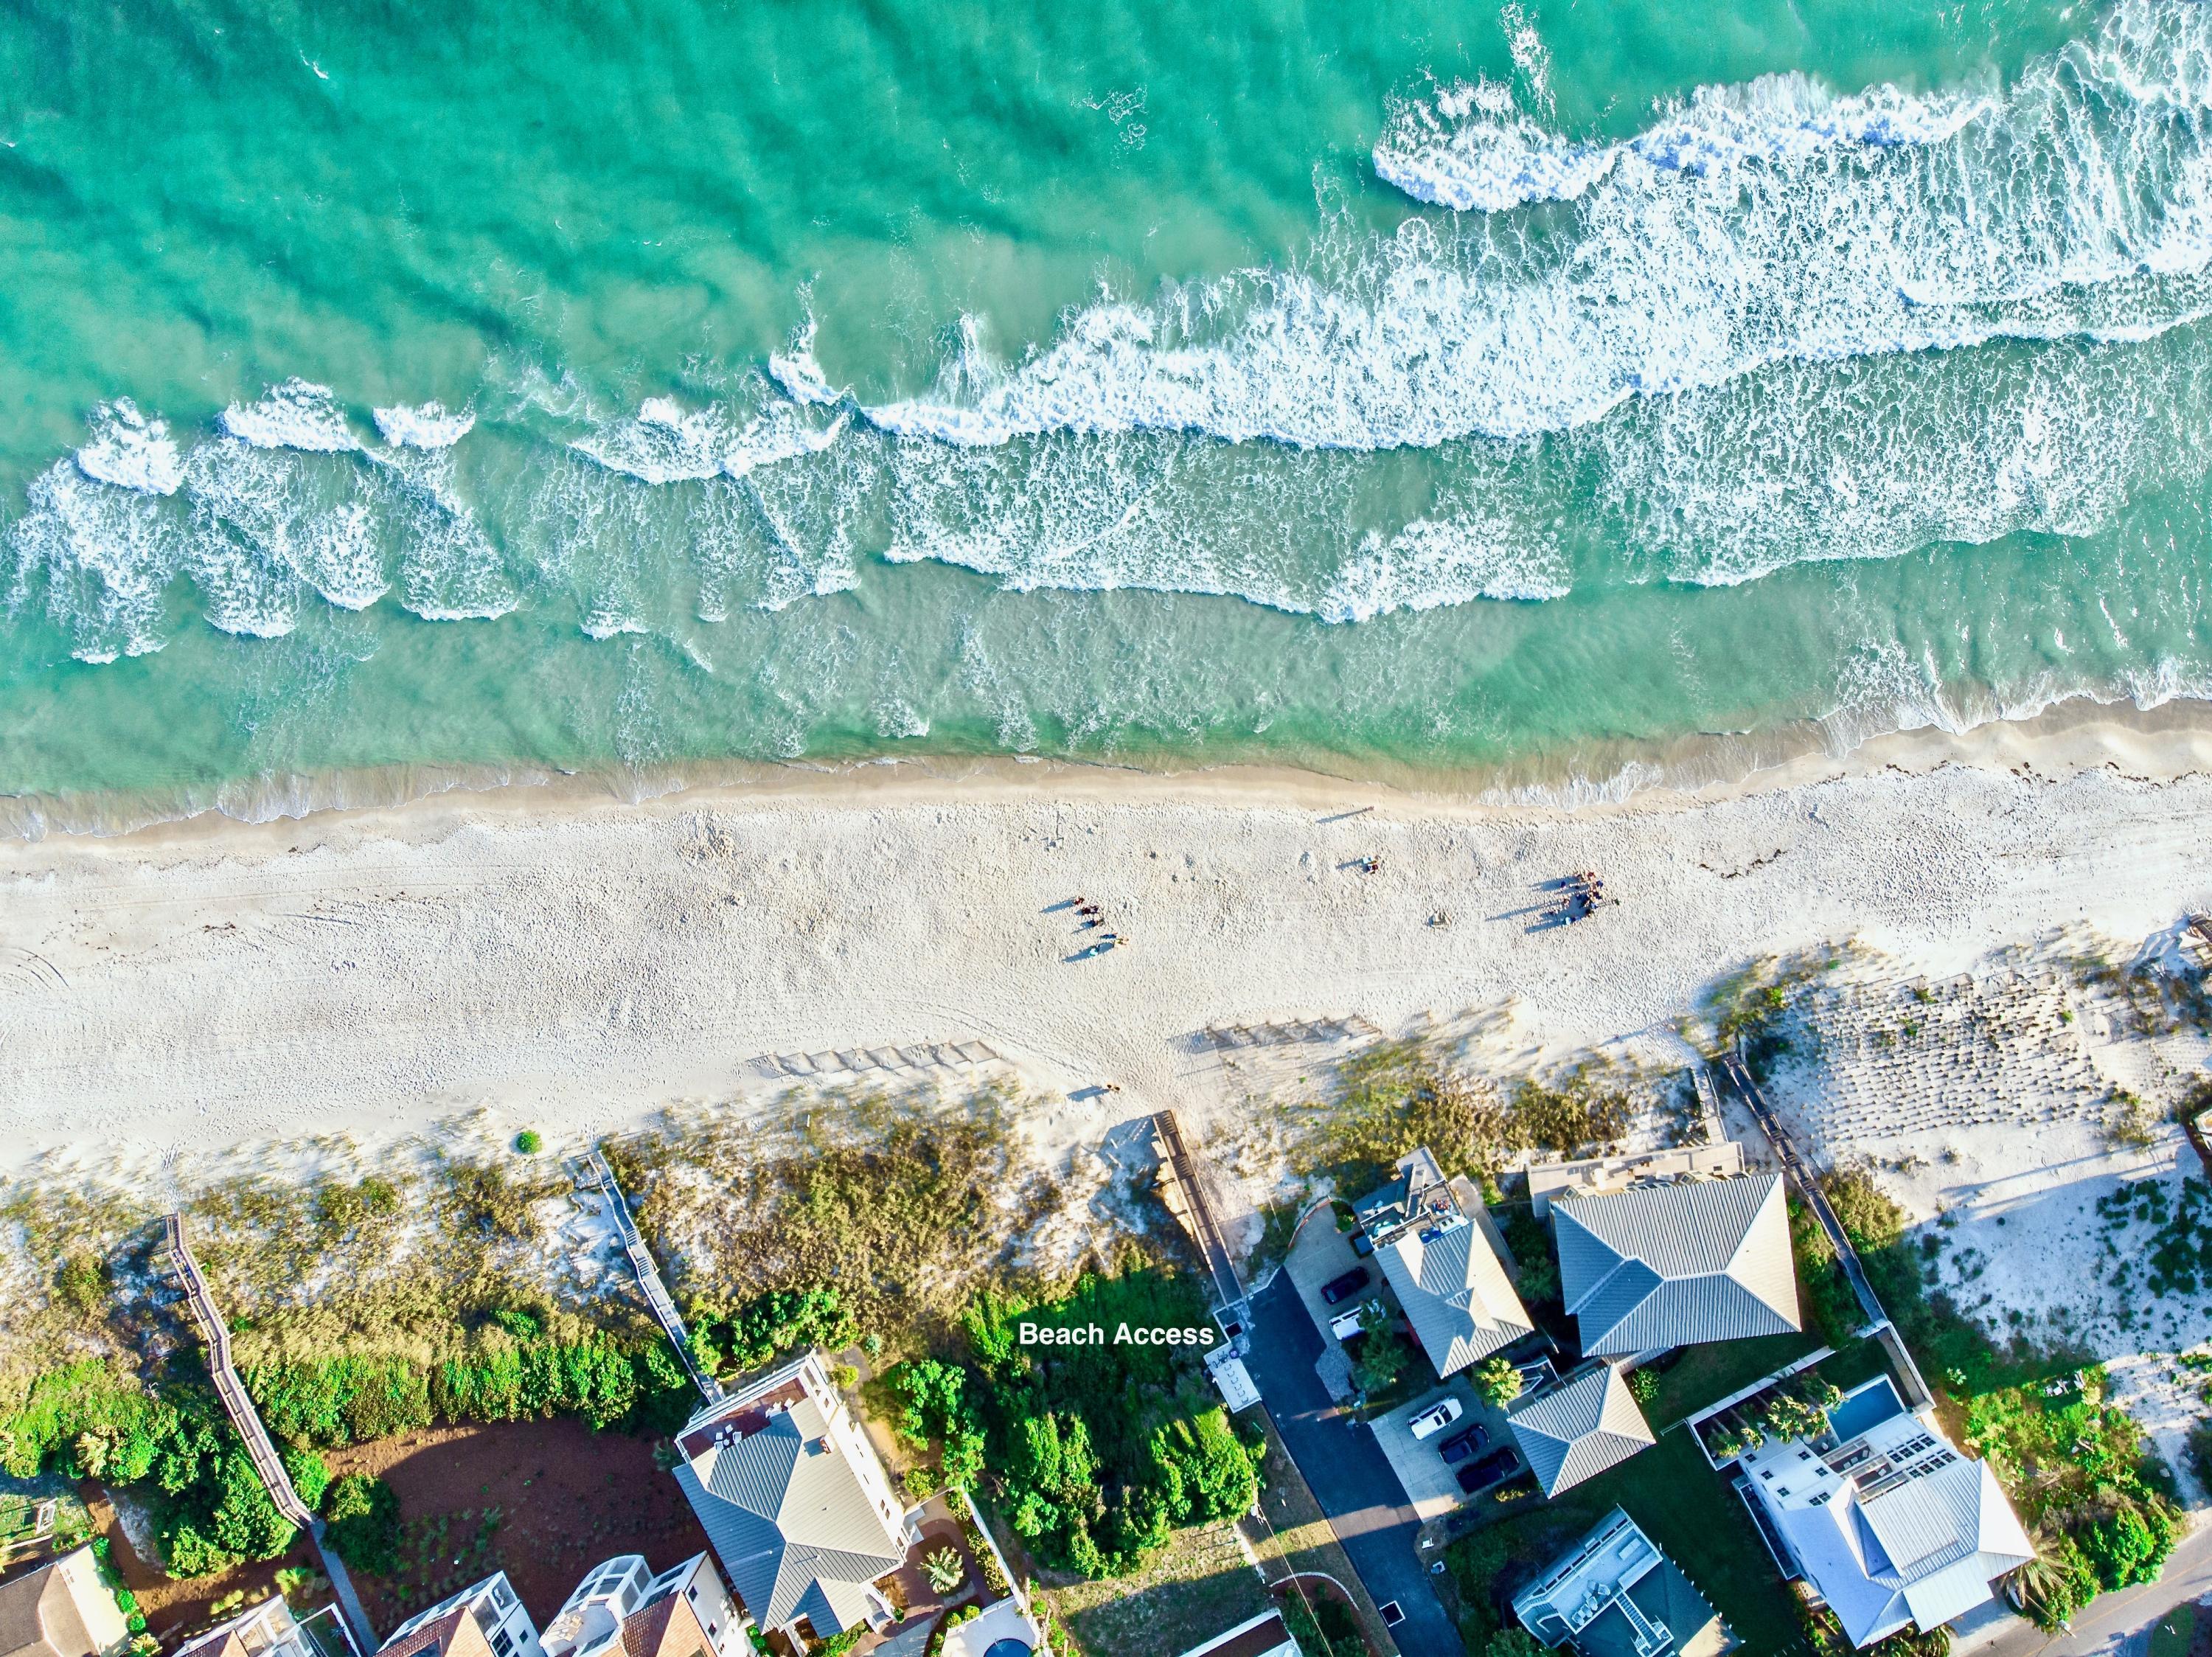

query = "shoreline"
[7,708,2212,1180]
[10,681,2212,850]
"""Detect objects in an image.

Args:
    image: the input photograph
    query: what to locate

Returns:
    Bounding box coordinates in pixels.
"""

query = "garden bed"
[321,1417,712,1632]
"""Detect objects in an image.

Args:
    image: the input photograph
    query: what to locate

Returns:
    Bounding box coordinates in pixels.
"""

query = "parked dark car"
[1458,1448,1519,1493]
[1349,1230,1375,1257]
[1437,1425,1489,1464]
[1320,1267,1370,1305]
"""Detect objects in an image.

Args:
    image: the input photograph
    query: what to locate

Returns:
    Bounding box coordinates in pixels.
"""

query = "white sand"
[7,715,2212,1183]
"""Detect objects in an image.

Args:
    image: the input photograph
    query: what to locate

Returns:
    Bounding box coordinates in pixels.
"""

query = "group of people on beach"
[1545,869,1613,925]
[1068,897,1128,953]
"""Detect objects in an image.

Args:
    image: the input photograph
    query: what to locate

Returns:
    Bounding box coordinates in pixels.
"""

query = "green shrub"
[2080,1496,2181,1591]
[885,1358,985,1491]
[963,1266,1259,1579]
[689,1286,858,1378]
[207,1449,296,1560]
[2010,1532,2098,1631]
[161,1524,235,1580]
[513,1131,543,1155]
[54,1254,112,1321]
[280,1444,332,1513]
[244,1335,685,1444]
[324,1473,402,1575]
[1473,1357,1523,1408]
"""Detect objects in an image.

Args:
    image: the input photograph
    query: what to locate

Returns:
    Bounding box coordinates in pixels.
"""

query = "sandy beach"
[7,706,2212,1181]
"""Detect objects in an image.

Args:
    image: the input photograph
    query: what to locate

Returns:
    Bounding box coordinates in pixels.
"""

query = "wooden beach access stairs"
[164,1216,378,1655]
[1150,1109,1252,1341]
[577,1150,723,1404]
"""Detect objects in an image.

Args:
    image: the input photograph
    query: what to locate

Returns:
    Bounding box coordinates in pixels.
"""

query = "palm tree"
[923,1546,966,1596]
[2005,1529,2084,1631]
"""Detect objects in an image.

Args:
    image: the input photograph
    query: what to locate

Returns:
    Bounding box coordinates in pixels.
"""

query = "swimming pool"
[1826,1377,1906,1443]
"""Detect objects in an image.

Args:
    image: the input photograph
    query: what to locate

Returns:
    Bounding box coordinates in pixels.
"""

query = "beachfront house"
[1550,1164,1799,1359]
[1354,1147,1534,1380]
[172,1593,352,1657]
[1175,1610,1304,1657]
[540,1554,744,1657]
[1511,1507,1735,1657]
[1506,1362,1657,1496]
[669,1351,913,1647]
[0,1545,131,1657]
[1736,1378,2032,1647]
[375,1574,542,1657]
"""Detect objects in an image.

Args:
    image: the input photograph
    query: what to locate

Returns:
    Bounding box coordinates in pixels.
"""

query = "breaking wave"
[866,0,2212,451]
[10,0,2212,661]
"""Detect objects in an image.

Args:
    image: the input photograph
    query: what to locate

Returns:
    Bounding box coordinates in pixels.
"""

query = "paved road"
[1977,1526,2212,1657]
[1243,1273,1464,1657]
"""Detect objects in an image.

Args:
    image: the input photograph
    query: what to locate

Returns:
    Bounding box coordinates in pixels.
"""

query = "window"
[686,1588,698,1603]
[491,1628,515,1657]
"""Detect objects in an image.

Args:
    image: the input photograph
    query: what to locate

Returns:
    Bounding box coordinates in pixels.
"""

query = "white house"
[1738,1381,2032,1647]
[669,1351,913,1646]
[376,1574,541,1657]
[540,1554,745,1657]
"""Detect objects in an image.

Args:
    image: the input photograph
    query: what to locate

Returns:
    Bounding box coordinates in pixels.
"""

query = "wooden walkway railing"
[578,1151,723,1402]
[164,1217,379,1653]
[1717,1054,1935,1411]
[1151,1110,1251,1335]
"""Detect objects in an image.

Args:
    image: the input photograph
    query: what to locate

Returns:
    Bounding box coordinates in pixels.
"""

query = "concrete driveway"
[1370,1378,1512,1519]
[1243,1269,1464,1657]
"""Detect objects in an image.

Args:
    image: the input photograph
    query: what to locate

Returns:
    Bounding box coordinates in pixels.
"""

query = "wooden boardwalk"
[1717,1055,1934,1410]
[578,1151,723,1403]
[164,1217,378,1653]
[1150,1110,1251,1336]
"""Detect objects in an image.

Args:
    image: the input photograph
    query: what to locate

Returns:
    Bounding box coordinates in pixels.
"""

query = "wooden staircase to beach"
[164,1216,379,1654]
[577,1150,723,1403]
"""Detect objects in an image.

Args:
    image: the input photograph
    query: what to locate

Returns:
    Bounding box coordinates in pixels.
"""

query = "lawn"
[2150,1603,2197,1657]
[1040,1520,1269,1657]
[1641,1329,1825,1428]
[1444,1425,1815,1656]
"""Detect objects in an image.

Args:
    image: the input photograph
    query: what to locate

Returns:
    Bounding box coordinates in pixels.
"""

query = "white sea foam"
[7,460,184,661]
[861,0,2212,456]
[768,319,842,407]
[1374,72,1992,214]
[373,400,476,449]
[219,378,361,452]
[73,400,184,496]
[1319,518,1569,622]
[572,395,847,484]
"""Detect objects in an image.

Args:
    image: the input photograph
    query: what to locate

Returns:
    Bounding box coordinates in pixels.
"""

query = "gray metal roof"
[674,1393,905,1636]
[1374,1213,1534,1378]
[1506,1364,1655,1495]
[1552,1173,1799,1356]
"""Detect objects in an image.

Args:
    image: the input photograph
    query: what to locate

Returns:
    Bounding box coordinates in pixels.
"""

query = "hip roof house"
[1552,1170,1798,1358]
[669,1352,913,1646]
[1739,1383,2032,1647]
[1356,1147,1534,1378]
[1506,1363,1657,1496]
[0,1547,129,1657]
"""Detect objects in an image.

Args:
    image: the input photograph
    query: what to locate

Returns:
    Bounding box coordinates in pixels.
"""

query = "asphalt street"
[1977,1526,2212,1657]
[1242,1272,1464,1657]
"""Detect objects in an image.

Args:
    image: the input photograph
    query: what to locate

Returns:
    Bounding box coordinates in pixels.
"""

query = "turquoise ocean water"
[4,0,2211,819]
